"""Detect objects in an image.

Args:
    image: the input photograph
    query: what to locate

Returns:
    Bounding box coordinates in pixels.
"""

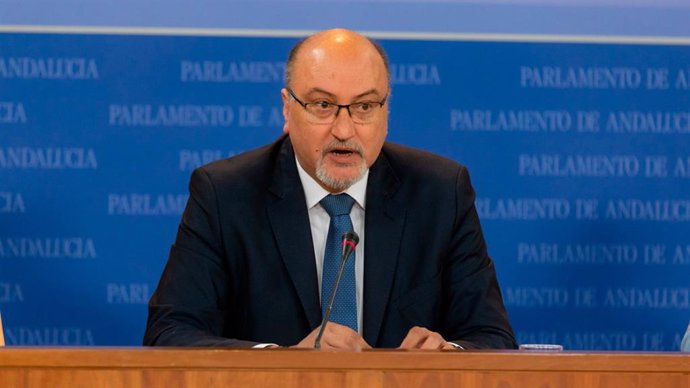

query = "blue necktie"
[320,194,358,332]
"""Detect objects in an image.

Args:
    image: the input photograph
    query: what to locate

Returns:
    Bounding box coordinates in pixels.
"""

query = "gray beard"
[315,158,368,191]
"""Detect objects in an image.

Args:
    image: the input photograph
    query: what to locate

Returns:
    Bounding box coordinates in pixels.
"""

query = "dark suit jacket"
[144,135,516,349]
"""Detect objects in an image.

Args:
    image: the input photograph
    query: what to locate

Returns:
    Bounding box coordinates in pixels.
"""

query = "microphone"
[314,231,360,349]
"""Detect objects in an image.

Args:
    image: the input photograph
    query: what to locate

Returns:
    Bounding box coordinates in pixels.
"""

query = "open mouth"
[330,148,356,156]
[322,141,364,162]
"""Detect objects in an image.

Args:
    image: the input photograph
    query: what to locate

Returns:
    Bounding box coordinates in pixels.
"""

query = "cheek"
[362,129,387,163]
[293,128,324,159]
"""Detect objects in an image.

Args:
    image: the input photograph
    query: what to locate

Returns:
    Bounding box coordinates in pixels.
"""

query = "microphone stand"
[314,232,359,349]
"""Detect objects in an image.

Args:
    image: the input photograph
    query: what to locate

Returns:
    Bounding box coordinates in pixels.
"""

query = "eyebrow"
[306,87,385,100]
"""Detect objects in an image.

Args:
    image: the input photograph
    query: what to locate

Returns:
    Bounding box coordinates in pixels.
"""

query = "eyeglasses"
[286,88,387,125]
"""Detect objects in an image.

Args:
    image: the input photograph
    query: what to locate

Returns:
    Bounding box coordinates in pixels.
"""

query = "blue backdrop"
[1,31,689,350]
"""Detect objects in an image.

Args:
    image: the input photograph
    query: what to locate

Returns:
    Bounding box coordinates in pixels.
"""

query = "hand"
[292,322,371,350]
[399,326,457,350]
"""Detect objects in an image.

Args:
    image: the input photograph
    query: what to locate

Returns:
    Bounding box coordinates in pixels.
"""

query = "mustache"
[321,139,364,157]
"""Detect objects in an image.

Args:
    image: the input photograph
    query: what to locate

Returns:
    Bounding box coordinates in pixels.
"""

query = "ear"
[281,88,290,134]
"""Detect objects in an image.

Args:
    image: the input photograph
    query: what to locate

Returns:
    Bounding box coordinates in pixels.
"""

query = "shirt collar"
[295,156,368,210]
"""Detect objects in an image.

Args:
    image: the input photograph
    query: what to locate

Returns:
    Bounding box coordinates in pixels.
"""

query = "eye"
[353,102,373,113]
[312,101,332,110]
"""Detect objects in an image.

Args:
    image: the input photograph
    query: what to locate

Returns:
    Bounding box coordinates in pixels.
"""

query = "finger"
[321,323,371,350]
[319,324,347,349]
[292,326,319,348]
[399,326,430,349]
[354,334,372,350]
[418,332,446,350]
[298,324,327,348]
[298,323,348,348]
[325,335,368,350]
[321,329,353,349]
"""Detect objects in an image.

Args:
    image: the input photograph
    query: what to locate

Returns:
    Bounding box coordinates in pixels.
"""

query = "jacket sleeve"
[143,167,256,348]
[443,166,518,349]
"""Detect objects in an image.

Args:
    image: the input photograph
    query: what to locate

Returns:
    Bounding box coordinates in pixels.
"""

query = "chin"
[317,168,364,192]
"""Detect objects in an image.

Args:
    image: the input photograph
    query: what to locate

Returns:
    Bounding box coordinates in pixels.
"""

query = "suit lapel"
[362,150,406,346]
[266,137,322,329]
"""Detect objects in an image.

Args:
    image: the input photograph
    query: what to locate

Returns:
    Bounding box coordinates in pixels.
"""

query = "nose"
[330,106,356,141]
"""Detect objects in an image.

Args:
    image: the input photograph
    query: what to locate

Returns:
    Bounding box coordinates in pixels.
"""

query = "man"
[144,29,517,350]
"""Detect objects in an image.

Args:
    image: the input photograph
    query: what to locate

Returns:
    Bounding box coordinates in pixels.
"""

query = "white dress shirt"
[295,157,367,334]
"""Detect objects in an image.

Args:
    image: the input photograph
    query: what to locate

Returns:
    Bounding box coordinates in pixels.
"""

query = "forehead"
[291,35,388,96]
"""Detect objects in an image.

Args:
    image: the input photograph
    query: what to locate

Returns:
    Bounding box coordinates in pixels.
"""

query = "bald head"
[285,29,390,88]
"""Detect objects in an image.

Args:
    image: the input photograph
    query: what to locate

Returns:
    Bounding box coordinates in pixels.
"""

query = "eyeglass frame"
[285,88,388,124]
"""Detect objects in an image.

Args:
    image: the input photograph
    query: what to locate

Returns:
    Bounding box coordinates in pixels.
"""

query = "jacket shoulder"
[381,142,467,181]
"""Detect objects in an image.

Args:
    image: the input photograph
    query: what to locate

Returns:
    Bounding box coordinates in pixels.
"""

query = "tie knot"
[320,194,355,217]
